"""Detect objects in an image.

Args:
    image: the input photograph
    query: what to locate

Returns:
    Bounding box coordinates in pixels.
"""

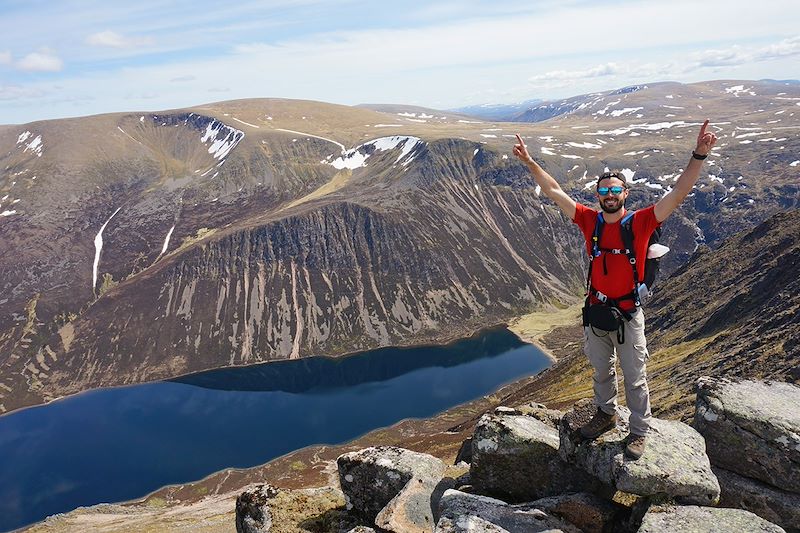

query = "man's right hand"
[513,134,533,164]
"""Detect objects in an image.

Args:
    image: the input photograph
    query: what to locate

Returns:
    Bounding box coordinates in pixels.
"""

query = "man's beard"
[600,197,624,213]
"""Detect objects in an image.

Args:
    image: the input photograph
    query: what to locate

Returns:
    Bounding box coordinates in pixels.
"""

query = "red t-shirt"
[573,203,661,310]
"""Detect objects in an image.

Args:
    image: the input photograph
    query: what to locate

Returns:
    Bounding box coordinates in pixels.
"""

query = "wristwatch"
[692,151,708,160]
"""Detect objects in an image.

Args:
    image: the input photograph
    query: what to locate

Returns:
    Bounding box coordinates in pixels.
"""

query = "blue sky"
[1,0,798,124]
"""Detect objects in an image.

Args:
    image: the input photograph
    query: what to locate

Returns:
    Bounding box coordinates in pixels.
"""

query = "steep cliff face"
[646,208,800,387]
[60,163,582,394]
[0,108,585,412]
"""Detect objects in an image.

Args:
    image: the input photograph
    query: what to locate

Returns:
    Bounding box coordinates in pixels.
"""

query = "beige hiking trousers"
[584,308,652,436]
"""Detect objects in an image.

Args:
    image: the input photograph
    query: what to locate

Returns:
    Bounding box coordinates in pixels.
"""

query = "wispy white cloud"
[754,35,800,60]
[690,47,748,68]
[687,35,800,71]
[16,50,63,72]
[86,30,154,49]
[528,63,620,83]
[0,51,11,65]
[0,84,47,101]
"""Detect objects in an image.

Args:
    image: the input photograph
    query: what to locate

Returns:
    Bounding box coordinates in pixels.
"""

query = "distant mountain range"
[448,99,543,121]
[1,80,798,415]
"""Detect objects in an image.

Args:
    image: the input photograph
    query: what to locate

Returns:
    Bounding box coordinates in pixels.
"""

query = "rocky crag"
[235,377,799,532]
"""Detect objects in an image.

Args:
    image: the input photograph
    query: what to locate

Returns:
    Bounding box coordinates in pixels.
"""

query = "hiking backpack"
[586,210,668,311]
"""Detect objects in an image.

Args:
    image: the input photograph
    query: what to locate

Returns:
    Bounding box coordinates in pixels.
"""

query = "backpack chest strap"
[586,211,642,307]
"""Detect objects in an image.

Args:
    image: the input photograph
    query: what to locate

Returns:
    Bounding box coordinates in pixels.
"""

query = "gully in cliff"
[512,121,717,459]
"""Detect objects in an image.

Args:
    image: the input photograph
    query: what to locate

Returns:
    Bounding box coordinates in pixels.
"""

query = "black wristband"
[692,151,708,160]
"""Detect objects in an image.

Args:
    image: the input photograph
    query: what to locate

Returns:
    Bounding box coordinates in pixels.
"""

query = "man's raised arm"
[513,134,577,220]
[654,120,718,222]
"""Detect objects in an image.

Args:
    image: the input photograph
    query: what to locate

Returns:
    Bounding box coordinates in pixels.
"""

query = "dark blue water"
[0,327,548,531]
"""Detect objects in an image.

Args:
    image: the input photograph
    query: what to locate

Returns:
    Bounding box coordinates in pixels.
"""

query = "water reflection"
[172,327,523,392]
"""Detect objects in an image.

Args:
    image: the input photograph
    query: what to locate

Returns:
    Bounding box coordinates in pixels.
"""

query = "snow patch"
[593,99,621,116]
[231,117,259,128]
[160,224,176,255]
[619,168,636,182]
[725,85,756,97]
[585,121,698,136]
[93,207,122,293]
[397,112,433,119]
[566,142,601,149]
[327,136,423,170]
[609,107,643,117]
[17,132,43,157]
[736,131,769,139]
[201,120,244,160]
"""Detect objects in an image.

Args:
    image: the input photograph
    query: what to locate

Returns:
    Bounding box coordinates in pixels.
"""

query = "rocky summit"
[232,377,796,532]
[695,377,800,530]
[558,400,720,505]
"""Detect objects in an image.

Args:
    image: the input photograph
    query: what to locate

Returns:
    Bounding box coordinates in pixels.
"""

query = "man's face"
[596,177,628,214]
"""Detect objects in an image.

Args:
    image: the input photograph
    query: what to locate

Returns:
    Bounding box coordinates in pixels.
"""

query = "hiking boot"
[625,433,647,460]
[579,408,618,439]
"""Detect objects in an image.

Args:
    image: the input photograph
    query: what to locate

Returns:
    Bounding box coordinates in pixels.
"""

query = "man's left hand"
[695,119,718,156]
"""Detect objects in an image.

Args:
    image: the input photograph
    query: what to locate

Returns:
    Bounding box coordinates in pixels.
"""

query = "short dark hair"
[596,171,628,187]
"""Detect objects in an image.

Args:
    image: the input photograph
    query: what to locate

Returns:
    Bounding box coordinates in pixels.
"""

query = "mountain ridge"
[2,79,798,415]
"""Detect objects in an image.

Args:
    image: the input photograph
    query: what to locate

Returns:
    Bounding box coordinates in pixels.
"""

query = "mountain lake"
[0,327,550,531]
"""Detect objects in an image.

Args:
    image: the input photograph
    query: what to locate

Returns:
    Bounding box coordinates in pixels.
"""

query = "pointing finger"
[515,134,526,146]
[698,119,709,139]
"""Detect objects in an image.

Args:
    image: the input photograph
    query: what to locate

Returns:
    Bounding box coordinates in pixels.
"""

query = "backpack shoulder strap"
[591,212,605,257]
[586,212,605,295]
[619,210,642,307]
[619,210,636,252]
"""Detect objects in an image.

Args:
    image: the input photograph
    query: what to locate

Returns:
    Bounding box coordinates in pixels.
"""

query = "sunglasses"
[597,186,626,196]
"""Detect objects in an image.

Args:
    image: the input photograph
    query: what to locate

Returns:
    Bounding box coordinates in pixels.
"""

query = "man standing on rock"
[512,121,717,459]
